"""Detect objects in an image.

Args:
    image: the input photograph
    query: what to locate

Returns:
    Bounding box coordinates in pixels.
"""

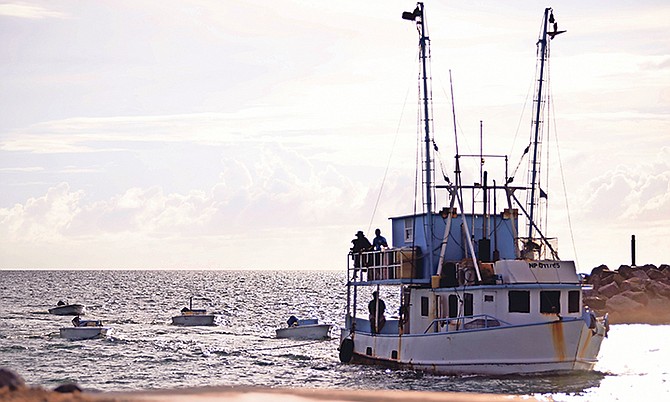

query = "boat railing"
[348,247,420,282]
[423,314,511,334]
[352,316,400,335]
[518,236,559,260]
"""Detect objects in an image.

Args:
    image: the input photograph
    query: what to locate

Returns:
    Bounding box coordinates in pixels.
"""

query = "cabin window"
[540,291,561,314]
[568,290,580,313]
[484,295,494,302]
[509,290,530,313]
[448,295,458,318]
[404,218,414,242]
[464,293,473,316]
[420,296,429,316]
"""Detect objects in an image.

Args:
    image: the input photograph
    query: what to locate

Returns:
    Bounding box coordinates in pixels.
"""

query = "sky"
[0,0,668,271]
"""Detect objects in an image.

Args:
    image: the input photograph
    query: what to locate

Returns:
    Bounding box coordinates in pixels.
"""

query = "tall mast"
[403,2,435,274]
[527,7,551,241]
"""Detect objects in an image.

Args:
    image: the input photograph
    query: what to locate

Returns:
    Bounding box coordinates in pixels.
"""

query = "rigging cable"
[549,84,580,268]
[366,66,415,234]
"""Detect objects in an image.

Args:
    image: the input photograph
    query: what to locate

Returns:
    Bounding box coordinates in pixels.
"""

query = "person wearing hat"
[350,230,372,268]
[368,291,386,334]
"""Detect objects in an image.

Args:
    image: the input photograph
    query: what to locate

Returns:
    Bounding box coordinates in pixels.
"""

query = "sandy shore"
[2,385,533,402]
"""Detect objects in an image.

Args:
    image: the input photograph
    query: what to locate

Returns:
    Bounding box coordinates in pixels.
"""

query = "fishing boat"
[59,318,112,340]
[338,3,608,375]
[276,316,332,340]
[171,296,221,326]
[48,301,86,316]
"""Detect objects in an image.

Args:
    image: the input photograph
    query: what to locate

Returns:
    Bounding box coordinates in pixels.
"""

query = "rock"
[54,382,82,393]
[598,281,620,299]
[646,268,666,281]
[597,271,617,288]
[648,281,670,299]
[0,367,25,391]
[587,263,670,324]
[590,264,610,277]
[631,269,649,280]
[639,263,658,272]
[620,277,648,293]
[587,265,611,288]
[646,297,670,322]
[617,265,635,279]
[606,294,645,315]
[620,290,649,306]
[584,296,607,310]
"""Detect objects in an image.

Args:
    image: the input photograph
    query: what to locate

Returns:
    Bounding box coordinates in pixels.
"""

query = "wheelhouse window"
[420,296,429,316]
[448,294,458,318]
[464,293,473,316]
[509,290,530,313]
[568,290,580,313]
[540,291,561,314]
[404,218,414,243]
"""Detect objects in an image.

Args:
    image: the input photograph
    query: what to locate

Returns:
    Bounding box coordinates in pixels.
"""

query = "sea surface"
[0,270,668,401]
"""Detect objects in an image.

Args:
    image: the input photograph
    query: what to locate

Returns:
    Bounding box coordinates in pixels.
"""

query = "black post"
[631,235,636,267]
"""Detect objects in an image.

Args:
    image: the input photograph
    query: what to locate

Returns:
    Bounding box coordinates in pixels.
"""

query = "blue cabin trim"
[390,212,518,281]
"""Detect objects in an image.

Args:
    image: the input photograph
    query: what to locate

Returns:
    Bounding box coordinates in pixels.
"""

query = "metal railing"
[348,247,419,282]
[423,314,511,333]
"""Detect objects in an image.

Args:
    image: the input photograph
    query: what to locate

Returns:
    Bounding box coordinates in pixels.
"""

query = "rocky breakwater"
[583,264,670,324]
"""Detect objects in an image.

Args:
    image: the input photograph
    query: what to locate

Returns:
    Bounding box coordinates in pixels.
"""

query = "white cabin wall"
[408,288,435,334]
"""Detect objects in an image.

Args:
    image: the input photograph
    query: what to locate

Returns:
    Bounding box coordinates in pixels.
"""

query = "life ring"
[339,338,354,363]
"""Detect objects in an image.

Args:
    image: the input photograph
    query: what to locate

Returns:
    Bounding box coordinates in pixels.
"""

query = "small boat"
[48,300,86,316]
[276,316,332,340]
[59,317,111,340]
[171,296,221,326]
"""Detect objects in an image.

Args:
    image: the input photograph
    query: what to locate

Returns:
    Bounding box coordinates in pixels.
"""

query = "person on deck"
[72,316,81,327]
[372,228,388,251]
[368,291,386,334]
[372,228,388,266]
[351,231,372,267]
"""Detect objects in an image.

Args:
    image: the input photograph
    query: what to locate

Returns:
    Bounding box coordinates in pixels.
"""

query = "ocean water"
[0,270,668,401]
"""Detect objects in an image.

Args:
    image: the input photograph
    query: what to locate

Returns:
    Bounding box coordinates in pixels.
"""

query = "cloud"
[0,136,395,268]
[580,147,670,228]
[0,182,83,241]
[0,166,43,172]
[0,3,67,19]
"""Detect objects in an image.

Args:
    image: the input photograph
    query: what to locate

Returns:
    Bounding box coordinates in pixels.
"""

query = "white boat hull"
[171,314,219,326]
[341,317,606,375]
[276,324,332,340]
[49,304,86,316]
[59,327,111,340]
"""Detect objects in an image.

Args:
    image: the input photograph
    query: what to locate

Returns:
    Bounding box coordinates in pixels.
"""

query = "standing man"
[372,228,388,251]
[368,291,386,334]
[372,228,389,267]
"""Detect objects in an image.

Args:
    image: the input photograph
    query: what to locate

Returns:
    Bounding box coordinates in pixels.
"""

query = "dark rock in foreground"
[0,368,25,391]
[583,264,670,324]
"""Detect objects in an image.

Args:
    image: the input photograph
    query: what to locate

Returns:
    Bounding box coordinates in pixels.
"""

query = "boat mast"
[527,8,564,244]
[527,7,549,241]
[403,2,435,274]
